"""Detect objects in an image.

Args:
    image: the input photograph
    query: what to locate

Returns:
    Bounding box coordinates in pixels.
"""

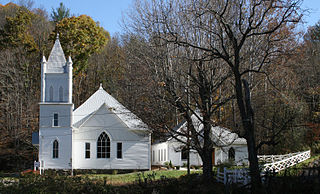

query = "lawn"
[83,170,200,185]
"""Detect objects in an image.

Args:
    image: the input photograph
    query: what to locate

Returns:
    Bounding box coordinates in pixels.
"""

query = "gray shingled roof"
[168,113,247,146]
[73,86,149,131]
[46,35,66,73]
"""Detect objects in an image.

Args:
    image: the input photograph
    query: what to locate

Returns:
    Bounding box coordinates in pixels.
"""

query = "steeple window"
[49,86,53,101]
[59,86,63,101]
[53,113,59,126]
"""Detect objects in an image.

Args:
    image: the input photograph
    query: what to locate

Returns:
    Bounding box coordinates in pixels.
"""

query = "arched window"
[49,86,53,101]
[53,140,59,158]
[181,147,188,160]
[59,86,63,101]
[97,132,110,158]
[228,147,235,161]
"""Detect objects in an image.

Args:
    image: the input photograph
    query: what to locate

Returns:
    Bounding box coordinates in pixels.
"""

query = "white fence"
[262,150,311,172]
[216,167,250,185]
[216,150,311,185]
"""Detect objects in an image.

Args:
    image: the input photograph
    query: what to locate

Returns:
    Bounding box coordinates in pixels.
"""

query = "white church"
[37,35,151,171]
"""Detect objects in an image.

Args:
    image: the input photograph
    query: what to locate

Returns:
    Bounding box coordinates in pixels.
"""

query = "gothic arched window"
[228,147,235,161]
[97,132,110,158]
[59,86,63,101]
[53,140,59,158]
[49,86,53,101]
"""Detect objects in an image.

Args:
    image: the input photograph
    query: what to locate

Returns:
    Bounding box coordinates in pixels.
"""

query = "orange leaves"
[54,15,110,74]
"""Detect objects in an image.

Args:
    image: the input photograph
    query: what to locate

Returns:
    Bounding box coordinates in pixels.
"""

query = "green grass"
[83,170,199,185]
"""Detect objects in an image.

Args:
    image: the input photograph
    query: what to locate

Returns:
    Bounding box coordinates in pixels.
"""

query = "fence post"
[216,167,220,182]
[224,167,227,185]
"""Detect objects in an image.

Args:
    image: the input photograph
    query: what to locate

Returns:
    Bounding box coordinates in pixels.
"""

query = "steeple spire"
[46,33,66,73]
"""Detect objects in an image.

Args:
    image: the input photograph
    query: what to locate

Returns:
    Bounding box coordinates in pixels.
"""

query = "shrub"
[169,160,173,168]
[163,161,170,168]
[112,170,118,175]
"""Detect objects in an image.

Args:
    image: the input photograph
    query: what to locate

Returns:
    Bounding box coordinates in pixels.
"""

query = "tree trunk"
[201,119,213,181]
[244,121,262,191]
[234,75,262,191]
[201,145,213,180]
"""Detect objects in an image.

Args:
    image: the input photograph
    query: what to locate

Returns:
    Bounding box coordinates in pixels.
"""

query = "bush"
[216,160,236,169]
[163,161,170,168]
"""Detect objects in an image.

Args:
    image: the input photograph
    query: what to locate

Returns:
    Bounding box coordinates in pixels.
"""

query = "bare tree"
[126,0,303,190]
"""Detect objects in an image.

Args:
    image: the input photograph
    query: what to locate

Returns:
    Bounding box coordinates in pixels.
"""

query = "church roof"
[73,85,149,131]
[46,34,66,73]
[168,113,247,146]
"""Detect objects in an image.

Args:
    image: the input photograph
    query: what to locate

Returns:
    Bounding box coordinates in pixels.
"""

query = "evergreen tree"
[51,2,70,22]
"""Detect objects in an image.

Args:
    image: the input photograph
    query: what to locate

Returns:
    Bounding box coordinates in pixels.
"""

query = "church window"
[85,142,90,159]
[53,140,59,158]
[59,86,63,101]
[117,142,122,159]
[181,147,188,160]
[49,86,53,101]
[53,113,58,126]
[228,147,235,161]
[97,132,110,158]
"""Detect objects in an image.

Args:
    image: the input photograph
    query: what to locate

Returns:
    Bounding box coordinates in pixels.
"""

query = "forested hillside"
[0,1,319,171]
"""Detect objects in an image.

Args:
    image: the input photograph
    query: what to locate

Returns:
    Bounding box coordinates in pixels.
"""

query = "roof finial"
[99,83,103,90]
[41,56,46,63]
[67,56,72,63]
[56,33,59,40]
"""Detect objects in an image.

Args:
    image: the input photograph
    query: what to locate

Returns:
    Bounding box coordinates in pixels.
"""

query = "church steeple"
[40,33,73,103]
[38,34,73,171]
[46,33,66,73]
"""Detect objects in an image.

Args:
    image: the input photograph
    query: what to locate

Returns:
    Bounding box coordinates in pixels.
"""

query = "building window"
[117,142,122,159]
[97,132,110,158]
[53,113,59,126]
[49,86,53,101]
[53,140,59,158]
[181,147,188,160]
[152,150,155,162]
[164,149,166,161]
[158,150,160,162]
[85,142,90,159]
[228,147,235,161]
[59,86,63,101]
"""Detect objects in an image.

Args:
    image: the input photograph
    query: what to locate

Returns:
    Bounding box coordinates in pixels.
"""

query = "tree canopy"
[54,15,110,73]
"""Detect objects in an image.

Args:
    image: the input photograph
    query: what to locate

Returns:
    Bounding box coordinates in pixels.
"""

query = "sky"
[0,0,319,36]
